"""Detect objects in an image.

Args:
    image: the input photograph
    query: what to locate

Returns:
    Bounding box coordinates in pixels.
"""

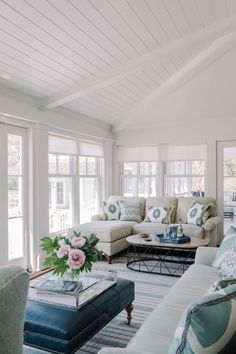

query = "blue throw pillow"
[169,284,236,354]
[212,226,236,277]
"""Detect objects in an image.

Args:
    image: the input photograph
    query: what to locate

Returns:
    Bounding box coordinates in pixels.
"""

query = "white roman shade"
[79,142,104,157]
[117,146,159,162]
[49,135,77,155]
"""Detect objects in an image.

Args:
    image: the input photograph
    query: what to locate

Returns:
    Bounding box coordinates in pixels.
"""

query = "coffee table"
[24,271,135,354]
[126,234,209,277]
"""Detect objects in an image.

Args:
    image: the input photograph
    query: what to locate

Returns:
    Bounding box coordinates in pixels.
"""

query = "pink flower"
[70,237,86,248]
[57,244,70,258]
[68,249,86,269]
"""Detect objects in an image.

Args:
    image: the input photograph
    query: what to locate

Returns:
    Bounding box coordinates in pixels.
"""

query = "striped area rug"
[24,256,177,354]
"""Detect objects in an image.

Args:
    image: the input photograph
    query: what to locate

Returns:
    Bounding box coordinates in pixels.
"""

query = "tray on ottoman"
[155,234,191,244]
[24,278,135,354]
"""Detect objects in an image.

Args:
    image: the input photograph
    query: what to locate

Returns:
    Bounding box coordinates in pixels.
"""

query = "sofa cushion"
[212,226,236,277]
[176,197,216,223]
[109,195,146,219]
[120,201,142,223]
[101,201,120,220]
[146,197,177,223]
[132,222,167,235]
[169,283,236,354]
[182,224,204,239]
[68,221,136,243]
[186,202,212,226]
[145,206,173,224]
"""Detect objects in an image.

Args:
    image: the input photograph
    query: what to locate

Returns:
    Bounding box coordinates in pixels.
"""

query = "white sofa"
[69,196,220,263]
[99,246,220,354]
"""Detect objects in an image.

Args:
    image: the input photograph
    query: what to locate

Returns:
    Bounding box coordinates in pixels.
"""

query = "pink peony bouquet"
[41,232,104,277]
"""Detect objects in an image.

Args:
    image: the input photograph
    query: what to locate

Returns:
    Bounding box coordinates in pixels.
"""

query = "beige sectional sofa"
[98,246,220,354]
[69,195,220,263]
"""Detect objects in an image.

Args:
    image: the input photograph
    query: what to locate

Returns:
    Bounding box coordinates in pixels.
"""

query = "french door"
[217,141,236,243]
[0,123,28,267]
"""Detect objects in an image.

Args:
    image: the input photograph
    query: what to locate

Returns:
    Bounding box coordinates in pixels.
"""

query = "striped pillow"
[169,284,236,354]
[212,226,236,277]
[119,201,142,223]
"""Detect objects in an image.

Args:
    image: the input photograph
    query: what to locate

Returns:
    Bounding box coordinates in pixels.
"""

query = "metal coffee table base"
[127,244,196,277]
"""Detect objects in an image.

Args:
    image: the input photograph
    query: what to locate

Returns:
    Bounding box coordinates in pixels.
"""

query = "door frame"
[217,140,236,243]
[0,123,28,267]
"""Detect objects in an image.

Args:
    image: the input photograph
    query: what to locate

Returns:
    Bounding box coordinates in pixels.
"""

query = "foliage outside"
[41,231,104,278]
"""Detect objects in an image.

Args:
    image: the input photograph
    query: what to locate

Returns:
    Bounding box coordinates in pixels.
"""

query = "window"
[121,162,158,197]
[49,153,75,233]
[48,135,104,232]
[165,160,205,197]
[79,156,103,224]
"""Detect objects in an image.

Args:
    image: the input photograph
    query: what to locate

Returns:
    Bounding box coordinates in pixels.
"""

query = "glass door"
[0,123,28,267]
[217,141,236,241]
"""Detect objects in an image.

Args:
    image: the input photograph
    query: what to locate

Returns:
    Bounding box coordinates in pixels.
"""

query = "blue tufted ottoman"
[24,278,134,354]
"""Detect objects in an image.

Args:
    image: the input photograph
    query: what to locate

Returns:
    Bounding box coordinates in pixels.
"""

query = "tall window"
[79,156,103,224]
[48,153,75,233]
[121,162,158,197]
[165,160,205,197]
[48,135,104,232]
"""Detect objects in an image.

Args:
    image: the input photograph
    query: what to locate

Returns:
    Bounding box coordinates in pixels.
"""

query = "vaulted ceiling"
[0,0,236,131]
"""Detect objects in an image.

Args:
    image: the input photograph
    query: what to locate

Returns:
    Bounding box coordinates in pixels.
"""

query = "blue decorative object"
[155,234,191,244]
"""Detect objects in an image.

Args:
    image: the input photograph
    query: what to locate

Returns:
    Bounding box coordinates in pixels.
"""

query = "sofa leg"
[107,255,112,264]
[125,303,134,325]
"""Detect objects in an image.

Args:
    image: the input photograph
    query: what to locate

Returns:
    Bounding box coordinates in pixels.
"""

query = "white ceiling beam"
[113,31,236,132]
[40,14,236,110]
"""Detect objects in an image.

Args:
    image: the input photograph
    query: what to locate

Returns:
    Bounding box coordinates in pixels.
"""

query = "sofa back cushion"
[176,197,216,223]
[146,197,178,223]
[109,195,146,219]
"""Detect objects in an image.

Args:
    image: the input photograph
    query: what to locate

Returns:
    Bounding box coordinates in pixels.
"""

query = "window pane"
[8,134,22,175]
[123,177,137,196]
[8,217,23,260]
[192,161,205,175]
[138,177,149,197]
[150,177,156,196]
[80,177,98,224]
[49,154,57,174]
[123,162,138,176]
[87,157,96,175]
[49,177,73,232]
[58,155,76,174]
[166,176,204,197]
[8,177,22,217]
[140,162,149,175]
[79,156,86,175]
[224,159,236,177]
[150,162,157,175]
[224,177,236,193]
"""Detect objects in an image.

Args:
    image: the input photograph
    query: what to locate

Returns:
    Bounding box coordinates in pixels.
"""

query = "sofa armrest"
[202,216,221,231]
[195,246,218,266]
[99,349,150,354]
[91,214,103,221]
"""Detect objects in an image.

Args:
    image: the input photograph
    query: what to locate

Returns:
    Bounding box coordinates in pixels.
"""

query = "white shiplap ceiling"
[0,0,236,130]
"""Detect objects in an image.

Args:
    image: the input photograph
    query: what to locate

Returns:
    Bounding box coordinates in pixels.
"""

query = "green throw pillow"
[119,201,142,223]
[212,226,236,278]
[101,201,120,220]
[145,206,174,224]
[186,202,212,226]
[169,283,236,354]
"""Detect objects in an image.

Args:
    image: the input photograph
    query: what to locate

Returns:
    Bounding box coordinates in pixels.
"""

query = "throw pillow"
[186,202,212,226]
[169,283,236,354]
[119,201,142,223]
[145,206,174,224]
[212,226,236,278]
[101,201,120,220]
